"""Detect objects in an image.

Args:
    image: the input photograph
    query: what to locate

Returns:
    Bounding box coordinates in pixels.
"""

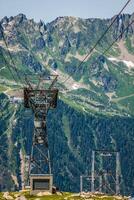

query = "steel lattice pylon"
[23,75,58,187]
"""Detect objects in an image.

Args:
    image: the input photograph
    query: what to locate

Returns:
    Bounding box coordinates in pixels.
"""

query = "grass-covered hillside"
[0,191,129,200]
[0,13,134,116]
[0,13,134,195]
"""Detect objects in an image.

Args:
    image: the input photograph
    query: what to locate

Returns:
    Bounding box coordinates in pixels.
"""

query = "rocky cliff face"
[0,13,134,115]
[0,13,134,195]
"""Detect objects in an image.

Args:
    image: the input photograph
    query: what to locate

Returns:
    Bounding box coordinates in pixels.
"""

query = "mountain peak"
[0,13,27,27]
[14,13,27,20]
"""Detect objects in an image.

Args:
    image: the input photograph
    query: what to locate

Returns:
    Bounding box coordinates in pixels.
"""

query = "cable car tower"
[91,150,121,195]
[24,74,58,194]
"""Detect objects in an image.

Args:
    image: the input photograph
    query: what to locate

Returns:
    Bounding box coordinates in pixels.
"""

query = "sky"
[0,0,134,23]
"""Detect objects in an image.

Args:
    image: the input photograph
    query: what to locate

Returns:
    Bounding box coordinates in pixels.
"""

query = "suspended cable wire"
[0,24,26,85]
[0,24,33,88]
[103,19,134,56]
[62,0,132,84]
[82,19,134,78]
[0,47,19,85]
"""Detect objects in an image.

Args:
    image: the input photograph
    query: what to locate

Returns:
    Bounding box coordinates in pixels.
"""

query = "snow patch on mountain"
[108,57,134,69]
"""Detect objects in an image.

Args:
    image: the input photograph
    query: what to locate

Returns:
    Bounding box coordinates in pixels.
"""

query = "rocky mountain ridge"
[0,13,134,195]
[0,13,134,116]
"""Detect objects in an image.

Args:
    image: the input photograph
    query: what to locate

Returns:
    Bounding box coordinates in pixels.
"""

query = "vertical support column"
[91,150,95,192]
[80,176,83,194]
[99,175,103,192]
[29,109,50,176]
[116,152,120,195]
[48,150,52,174]
[104,172,107,194]
[99,155,103,192]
